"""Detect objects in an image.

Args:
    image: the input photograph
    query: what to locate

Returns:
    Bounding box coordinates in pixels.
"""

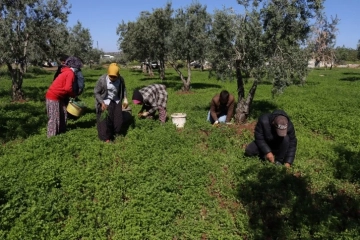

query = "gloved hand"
[122,98,128,109]
[213,120,219,126]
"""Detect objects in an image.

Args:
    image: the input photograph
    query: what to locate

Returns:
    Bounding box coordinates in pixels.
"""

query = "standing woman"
[94,63,128,142]
[45,56,82,137]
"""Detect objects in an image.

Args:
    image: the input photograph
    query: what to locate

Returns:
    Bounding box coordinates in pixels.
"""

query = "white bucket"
[171,113,187,128]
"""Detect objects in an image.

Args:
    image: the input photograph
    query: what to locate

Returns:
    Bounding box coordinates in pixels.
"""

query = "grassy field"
[0,65,360,239]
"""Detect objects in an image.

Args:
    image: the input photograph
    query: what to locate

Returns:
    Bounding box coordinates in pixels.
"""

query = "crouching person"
[132,84,168,123]
[94,63,128,142]
[245,109,297,168]
[207,90,235,125]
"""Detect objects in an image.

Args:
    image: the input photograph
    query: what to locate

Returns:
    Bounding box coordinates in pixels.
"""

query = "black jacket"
[254,109,297,164]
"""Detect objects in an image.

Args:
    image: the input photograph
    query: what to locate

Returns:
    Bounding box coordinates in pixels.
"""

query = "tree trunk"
[7,62,25,101]
[142,63,147,73]
[168,61,191,91]
[159,59,165,81]
[234,59,258,124]
[183,60,191,91]
[236,60,245,100]
[147,64,154,76]
[235,80,258,124]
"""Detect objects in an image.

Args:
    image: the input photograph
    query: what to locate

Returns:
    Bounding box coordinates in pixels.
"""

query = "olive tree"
[66,21,100,64]
[168,2,211,91]
[0,0,70,101]
[146,3,173,80]
[308,13,339,69]
[209,0,324,123]
[117,4,173,79]
[117,12,155,76]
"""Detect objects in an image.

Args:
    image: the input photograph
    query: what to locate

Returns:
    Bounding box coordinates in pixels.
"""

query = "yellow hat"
[108,63,120,76]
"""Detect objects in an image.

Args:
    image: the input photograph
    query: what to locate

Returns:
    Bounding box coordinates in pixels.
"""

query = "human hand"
[101,103,107,111]
[284,163,291,168]
[213,120,219,126]
[141,112,149,117]
[122,98,128,109]
[266,152,275,163]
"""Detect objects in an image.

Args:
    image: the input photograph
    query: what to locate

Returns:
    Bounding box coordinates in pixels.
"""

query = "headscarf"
[132,89,143,104]
[65,56,83,69]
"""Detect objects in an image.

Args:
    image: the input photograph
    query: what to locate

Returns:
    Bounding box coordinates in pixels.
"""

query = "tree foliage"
[308,13,339,68]
[0,0,70,101]
[117,12,153,65]
[65,21,102,64]
[334,46,358,64]
[210,0,324,123]
[168,2,211,91]
[117,4,173,79]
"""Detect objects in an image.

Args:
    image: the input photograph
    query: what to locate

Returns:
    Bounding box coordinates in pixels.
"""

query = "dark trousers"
[245,135,290,162]
[96,101,123,141]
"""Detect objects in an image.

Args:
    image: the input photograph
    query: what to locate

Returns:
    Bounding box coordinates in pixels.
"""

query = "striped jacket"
[139,84,168,114]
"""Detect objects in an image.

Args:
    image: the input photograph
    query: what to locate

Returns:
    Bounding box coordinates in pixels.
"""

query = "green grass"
[0,66,360,239]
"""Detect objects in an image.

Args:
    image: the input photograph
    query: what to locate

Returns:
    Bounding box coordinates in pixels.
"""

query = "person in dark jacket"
[245,109,297,168]
[207,90,235,125]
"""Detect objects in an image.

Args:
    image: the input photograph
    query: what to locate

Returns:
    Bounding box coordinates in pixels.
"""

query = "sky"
[67,0,360,53]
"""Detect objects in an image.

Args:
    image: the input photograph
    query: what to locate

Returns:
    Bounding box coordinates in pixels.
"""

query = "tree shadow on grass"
[248,100,277,119]
[138,76,160,81]
[23,86,48,101]
[0,89,11,99]
[236,165,360,239]
[343,72,360,75]
[332,145,360,182]
[0,103,47,143]
[83,76,102,83]
[258,81,273,85]
[138,73,180,82]
[191,83,222,90]
[339,77,360,81]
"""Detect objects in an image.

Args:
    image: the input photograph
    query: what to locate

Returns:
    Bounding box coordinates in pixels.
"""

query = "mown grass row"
[0,66,359,239]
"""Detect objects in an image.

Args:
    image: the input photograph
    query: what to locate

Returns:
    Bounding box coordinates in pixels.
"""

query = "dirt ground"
[230,121,257,135]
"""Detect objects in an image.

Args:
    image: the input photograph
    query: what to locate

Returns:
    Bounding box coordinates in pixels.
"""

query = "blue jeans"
[207,111,227,124]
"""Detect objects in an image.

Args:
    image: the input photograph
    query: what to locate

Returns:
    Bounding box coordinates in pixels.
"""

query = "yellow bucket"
[66,102,84,117]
